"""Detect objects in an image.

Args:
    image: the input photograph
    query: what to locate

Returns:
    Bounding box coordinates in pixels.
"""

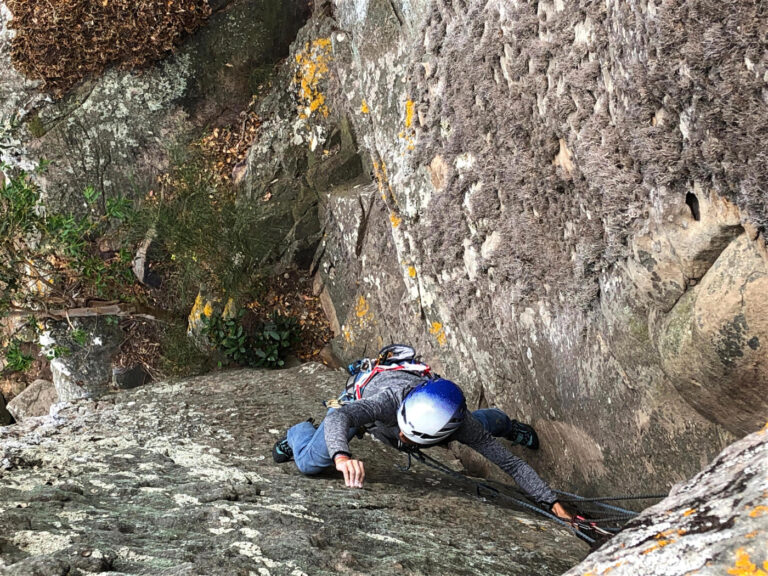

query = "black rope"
[404,449,597,545]
[578,515,636,524]
[555,492,667,503]
[554,489,666,517]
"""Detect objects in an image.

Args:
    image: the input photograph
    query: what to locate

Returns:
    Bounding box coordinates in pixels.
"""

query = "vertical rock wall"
[276,0,768,497]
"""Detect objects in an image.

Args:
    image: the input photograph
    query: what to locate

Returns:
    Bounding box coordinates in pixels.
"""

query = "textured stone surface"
[0,0,309,212]
[563,423,768,576]
[0,364,588,574]
[6,379,57,421]
[260,0,768,500]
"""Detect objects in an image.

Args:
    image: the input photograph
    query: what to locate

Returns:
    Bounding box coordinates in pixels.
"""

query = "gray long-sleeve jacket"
[324,370,558,506]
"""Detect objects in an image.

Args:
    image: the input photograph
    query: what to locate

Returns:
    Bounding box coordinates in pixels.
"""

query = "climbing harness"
[397,448,666,548]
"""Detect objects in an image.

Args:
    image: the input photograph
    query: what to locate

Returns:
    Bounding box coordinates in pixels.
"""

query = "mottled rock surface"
[0,364,587,575]
[564,423,768,576]
[6,379,57,421]
[249,0,768,500]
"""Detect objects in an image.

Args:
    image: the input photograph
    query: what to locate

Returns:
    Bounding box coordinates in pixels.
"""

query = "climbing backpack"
[339,344,434,403]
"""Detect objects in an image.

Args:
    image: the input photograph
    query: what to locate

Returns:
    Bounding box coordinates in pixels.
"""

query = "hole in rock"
[686,192,701,221]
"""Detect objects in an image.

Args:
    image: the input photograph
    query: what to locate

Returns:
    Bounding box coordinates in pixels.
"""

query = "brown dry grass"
[7,0,211,95]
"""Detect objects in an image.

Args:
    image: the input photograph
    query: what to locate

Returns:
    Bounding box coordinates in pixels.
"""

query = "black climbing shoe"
[507,420,539,450]
[272,436,293,463]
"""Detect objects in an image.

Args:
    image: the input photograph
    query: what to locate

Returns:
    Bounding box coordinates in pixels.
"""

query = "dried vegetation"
[7,0,211,94]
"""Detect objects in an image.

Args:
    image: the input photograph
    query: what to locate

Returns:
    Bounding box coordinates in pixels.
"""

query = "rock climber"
[273,345,572,521]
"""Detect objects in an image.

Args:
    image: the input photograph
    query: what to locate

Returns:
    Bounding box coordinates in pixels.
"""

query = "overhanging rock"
[0,364,588,575]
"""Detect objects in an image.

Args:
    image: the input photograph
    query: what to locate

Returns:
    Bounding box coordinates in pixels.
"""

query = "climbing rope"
[400,449,598,545]
[553,489,665,517]
[399,448,667,548]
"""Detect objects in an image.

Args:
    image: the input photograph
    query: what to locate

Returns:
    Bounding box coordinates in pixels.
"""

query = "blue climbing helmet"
[396,378,467,445]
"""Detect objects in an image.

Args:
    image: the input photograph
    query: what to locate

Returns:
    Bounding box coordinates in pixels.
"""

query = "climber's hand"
[551,501,572,522]
[335,455,365,488]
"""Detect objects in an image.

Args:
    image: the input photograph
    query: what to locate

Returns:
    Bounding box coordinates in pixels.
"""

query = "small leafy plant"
[202,311,299,369]
[4,340,33,372]
[71,328,88,347]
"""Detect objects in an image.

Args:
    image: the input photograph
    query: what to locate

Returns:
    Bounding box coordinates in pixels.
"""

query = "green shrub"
[0,169,138,316]
[202,311,299,369]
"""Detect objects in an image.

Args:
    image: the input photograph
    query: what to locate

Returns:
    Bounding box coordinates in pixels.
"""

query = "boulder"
[41,318,123,402]
[6,379,57,421]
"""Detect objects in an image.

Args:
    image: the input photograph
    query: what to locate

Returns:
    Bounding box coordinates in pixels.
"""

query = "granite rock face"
[257,0,768,499]
[0,364,588,575]
[563,424,768,576]
[6,379,57,421]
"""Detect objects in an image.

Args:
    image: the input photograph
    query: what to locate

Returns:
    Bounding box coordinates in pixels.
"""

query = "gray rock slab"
[0,364,588,574]
[6,379,58,421]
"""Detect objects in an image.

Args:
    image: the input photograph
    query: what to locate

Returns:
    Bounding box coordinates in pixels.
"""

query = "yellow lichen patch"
[405,99,415,128]
[372,160,388,199]
[189,292,205,320]
[641,539,672,555]
[390,212,402,228]
[202,301,213,317]
[748,506,768,518]
[222,297,236,319]
[293,38,333,120]
[683,508,697,517]
[361,99,369,114]
[726,548,768,576]
[408,266,417,278]
[745,531,758,539]
[429,322,447,347]
[355,295,370,318]
[398,99,417,151]
[342,325,354,344]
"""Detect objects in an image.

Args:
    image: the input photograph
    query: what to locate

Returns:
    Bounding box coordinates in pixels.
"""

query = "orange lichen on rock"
[430,321,447,347]
[726,548,768,576]
[293,38,332,119]
[748,506,768,518]
[683,508,697,517]
[390,212,402,228]
[355,295,370,318]
[361,99,370,114]
[405,99,415,128]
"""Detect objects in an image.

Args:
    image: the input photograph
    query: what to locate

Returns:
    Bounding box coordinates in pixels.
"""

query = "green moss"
[660,291,695,356]
[26,115,46,138]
